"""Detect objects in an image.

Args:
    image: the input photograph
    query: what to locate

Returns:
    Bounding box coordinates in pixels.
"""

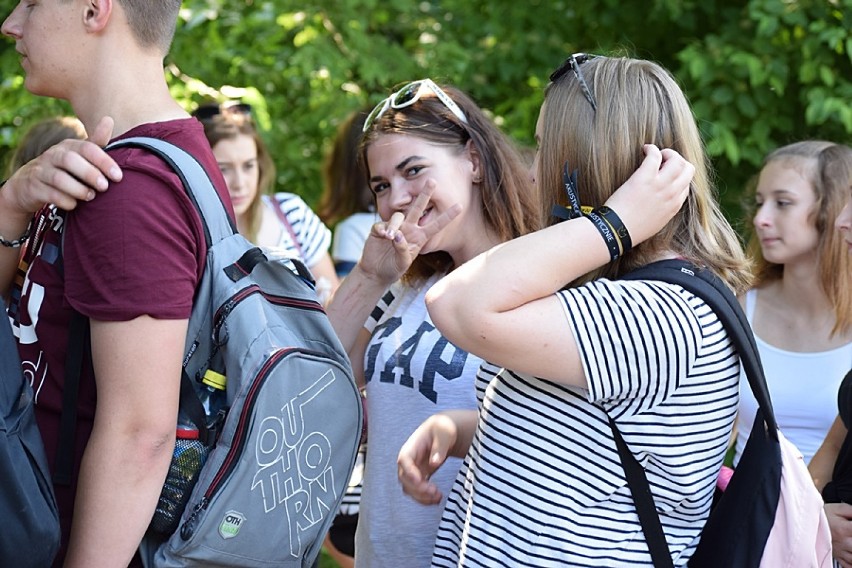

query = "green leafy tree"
[2,0,850,231]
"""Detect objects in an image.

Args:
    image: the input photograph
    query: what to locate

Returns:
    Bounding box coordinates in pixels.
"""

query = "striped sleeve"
[558,279,703,418]
[269,192,332,266]
[364,287,398,334]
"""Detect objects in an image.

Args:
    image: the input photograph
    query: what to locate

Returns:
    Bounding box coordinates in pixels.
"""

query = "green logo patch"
[219,510,246,539]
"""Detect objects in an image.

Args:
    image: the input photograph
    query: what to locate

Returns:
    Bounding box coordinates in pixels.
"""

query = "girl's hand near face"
[358,180,461,286]
[604,144,694,247]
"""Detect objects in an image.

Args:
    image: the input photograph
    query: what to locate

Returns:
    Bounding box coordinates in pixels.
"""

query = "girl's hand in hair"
[358,180,460,286]
[604,144,693,247]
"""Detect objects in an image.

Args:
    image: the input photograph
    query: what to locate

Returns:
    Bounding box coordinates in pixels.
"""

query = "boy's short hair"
[120,0,182,53]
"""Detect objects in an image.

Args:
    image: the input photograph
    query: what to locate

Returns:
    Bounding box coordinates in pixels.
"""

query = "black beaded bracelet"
[0,218,33,248]
[595,206,632,256]
[586,209,621,261]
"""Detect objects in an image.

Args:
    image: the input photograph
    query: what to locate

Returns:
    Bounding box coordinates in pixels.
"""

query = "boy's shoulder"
[109,119,209,163]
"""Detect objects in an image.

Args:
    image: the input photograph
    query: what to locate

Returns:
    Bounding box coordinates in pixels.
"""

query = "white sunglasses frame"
[363,78,469,133]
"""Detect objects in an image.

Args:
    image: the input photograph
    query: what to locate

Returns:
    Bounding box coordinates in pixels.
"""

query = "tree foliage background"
[1,0,850,232]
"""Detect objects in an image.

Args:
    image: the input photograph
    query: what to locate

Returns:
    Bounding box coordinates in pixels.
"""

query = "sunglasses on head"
[363,78,469,133]
[192,101,253,121]
[549,53,598,112]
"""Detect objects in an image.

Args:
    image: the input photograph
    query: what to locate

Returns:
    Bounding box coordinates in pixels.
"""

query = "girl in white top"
[397,55,752,566]
[735,142,852,466]
[796,143,852,567]
[196,102,339,303]
[324,80,542,568]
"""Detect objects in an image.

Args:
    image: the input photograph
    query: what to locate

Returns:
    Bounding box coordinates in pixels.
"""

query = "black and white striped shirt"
[434,279,740,567]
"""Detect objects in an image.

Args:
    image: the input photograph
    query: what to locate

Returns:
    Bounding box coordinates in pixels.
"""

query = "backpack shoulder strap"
[56,138,228,482]
[609,259,777,567]
[106,137,236,247]
[609,415,675,568]
[622,259,777,432]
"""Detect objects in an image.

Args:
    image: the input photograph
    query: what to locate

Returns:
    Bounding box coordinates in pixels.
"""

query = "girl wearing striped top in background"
[195,102,339,304]
[398,55,752,566]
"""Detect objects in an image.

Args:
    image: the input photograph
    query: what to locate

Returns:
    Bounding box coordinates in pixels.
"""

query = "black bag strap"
[609,416,675,568]
[621,259,776,432]
[54,311,89,485]
[609,259,776,567]
[56,139,223,484]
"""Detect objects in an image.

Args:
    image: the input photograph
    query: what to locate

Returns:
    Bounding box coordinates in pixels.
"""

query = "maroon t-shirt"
[8,118,233,565]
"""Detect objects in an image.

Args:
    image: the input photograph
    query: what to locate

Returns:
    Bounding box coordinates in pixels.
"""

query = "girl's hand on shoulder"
[2,116,121,215]
[604,144,694,246]
[397,414,459,505]
[358,180,460,285]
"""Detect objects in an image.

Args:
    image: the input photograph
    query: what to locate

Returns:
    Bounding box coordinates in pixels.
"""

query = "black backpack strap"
[54,311,89,486]
[609,417,674,568]
[607,259,777,567]
[621,259,776,433]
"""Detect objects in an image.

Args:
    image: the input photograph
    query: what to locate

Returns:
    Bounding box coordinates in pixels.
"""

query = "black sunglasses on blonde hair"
[549,53,598,112]
[192,101,253,121]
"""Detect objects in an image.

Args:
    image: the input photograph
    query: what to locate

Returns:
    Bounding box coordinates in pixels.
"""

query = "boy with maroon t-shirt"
[0,2,233,566]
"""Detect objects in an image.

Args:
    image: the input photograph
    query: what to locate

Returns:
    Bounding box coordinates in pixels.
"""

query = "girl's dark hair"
[317,109,373,226]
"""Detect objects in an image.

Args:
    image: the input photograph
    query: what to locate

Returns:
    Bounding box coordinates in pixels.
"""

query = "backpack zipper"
[214,285,324,324]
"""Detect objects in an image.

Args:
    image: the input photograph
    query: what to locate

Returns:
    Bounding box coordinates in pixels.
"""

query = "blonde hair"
[362,82,542,284]
[6,116,86,176]
[199,112,276,243]
[746,141,852,335]
[540,56,752,293]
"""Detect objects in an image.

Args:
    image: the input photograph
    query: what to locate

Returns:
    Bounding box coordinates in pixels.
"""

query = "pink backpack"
[759,429,832,568]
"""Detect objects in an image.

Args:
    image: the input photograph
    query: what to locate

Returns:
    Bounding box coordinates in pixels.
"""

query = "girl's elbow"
[426,293,464,335]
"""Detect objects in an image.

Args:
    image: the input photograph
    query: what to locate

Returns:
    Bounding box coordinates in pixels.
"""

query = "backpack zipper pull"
[180,497,209,541]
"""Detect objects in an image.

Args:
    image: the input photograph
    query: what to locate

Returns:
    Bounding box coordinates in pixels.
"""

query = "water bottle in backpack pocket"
[150,368,227,536]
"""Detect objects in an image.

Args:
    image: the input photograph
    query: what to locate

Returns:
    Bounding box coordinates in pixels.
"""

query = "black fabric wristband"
[586,210,621,261]
[595,206,632,255]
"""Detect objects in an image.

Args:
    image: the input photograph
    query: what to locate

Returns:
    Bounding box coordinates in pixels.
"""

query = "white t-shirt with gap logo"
[354,275,481,568]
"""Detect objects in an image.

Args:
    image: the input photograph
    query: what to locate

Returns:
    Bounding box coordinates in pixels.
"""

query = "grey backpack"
[107,137,362,567]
